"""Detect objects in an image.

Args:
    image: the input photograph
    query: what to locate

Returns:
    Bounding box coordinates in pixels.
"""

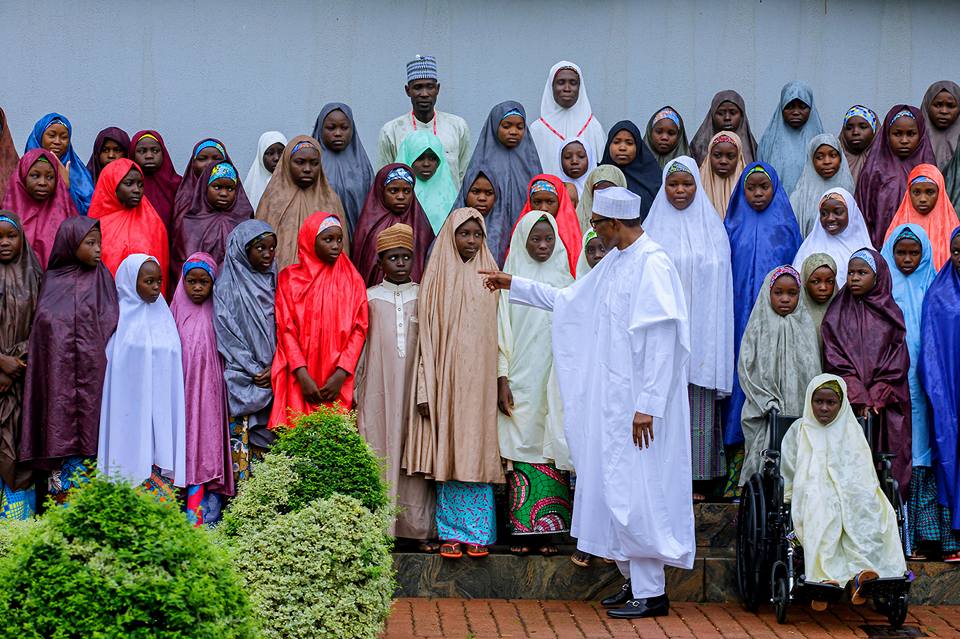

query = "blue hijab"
[881,224,937,467]
[723,162,802,445]
[757,81,824,194]
[24,113,94,215]
[919,226,960,527]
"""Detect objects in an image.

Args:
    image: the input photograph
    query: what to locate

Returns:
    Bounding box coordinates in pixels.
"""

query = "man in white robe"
[482,187,695,618]
[376,55,471,182]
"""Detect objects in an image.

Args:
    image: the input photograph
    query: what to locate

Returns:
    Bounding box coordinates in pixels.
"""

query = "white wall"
[1,0,956,174]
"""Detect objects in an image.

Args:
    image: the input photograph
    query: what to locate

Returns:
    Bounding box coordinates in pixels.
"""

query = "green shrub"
[0,478,258,639]
[0,518,33,559]
[270,406,388,511]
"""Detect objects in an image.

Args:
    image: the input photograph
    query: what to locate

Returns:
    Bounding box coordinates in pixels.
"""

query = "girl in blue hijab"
[24,113,94,215]
[723,162,802,489]
[757,81,824,194]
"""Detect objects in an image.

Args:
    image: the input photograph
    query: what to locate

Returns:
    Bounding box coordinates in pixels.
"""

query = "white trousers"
[616,559,666,598]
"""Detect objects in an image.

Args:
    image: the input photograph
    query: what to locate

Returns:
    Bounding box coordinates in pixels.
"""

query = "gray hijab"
[788,133,855,236]
[312,102,375,236]
[799,252,838,332]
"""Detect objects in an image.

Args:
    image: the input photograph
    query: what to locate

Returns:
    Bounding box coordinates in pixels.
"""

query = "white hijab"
[556,136,597,197]
[98,254,187,487]
[643,155,734,395]
[792,187,872,284]
[244,131,288,210]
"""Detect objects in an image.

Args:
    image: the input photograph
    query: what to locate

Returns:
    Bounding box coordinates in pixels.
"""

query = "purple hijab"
[170,252,235,495]
[85,127,130,183]
[20,217,119,469]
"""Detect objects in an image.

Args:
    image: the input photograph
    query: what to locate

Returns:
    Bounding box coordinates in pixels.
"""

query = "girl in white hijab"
[792,187,872,284]
[243,131,288,210]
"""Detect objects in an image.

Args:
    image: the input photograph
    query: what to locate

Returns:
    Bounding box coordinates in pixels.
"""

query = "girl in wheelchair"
[781,374,907,610]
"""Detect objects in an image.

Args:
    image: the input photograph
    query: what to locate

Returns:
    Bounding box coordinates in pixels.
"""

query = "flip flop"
[418,541,441,554]
[510,546,530,556]
[851,570,878,605]
[466,544,489,558]
[571,550,592,568]
[439,542,462,559]
[944,552,960,563]
[539,545,559,557]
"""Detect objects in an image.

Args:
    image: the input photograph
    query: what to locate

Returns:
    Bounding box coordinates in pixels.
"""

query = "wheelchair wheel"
[736,477,766,611]
[886,593,908,629]
[770,560,789,624]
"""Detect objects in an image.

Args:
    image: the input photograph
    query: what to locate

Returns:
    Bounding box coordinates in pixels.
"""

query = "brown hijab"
[690,90,758,165]
[0,108,18,203]
[254,135,347,269]
[403,207,503,484]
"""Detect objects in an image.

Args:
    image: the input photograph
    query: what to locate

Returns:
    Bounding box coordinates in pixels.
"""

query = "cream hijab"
[698,131,746,219]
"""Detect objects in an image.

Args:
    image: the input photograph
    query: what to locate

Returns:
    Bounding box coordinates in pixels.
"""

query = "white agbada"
[643,156,734,395]
[508,189,695,579]
[98,254,187,487]
[529,61,607,178]
[498,213,574,470]
[781,374,907,583]
[243,131,287,210]
[792,187,872,284]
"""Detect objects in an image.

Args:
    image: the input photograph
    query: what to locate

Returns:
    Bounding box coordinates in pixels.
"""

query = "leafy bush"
[270,406,388,511]
[0,478,258,639]
[218,454,394,639]
[0,518,33,559]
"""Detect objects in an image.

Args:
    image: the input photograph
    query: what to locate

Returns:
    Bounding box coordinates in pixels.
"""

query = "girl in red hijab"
[88,159,169,293]
[269,212,368,428]
[882,163,958,269]
[511,173,581,274]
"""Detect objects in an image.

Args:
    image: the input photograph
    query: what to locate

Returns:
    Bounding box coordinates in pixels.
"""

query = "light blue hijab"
[881,223,936,466]
[757,81,824,195]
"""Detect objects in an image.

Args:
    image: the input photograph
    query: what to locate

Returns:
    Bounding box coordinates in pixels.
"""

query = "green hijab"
[395,130,459,233]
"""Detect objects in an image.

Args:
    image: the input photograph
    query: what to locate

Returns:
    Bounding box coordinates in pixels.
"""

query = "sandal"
[510,545,530,556]
[466,544,489,558]
[944,552,960,563]
[907,553,927,561]
[693,493,707,503]
[418,541,441,554]
[439,542,462,559]
[810,580,840,611]
[539,545,559,557]
[571,550,592,568]
[851,570,878,605]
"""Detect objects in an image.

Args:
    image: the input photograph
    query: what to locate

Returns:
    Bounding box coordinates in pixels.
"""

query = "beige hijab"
[698,131,746,219]
[254,135,346,269]
[575,164,627,232]
[403,207,504,483]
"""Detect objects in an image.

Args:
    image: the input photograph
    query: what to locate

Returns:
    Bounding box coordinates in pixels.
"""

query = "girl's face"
[454,218,483,262]
[207,177,238,211]
[379,247,413,284]
[136,260,163,303]
[320,109,352,152]
[842,115,875,153]
[782,98,811,129]
[0,221,22,264]
[846,258,877,297]
[560,142,588,180]
[465,174,496,216]
[263,142,284,173]
[585,236,606,268]
[530,190,559,217]
[290,145,321,188]
[770,274,800,316]
[525,219,556,263]
[664,171,696,210]
[951,235,960,273]
[909,181,939,214]
[98,138,126,169]
[314,226,343,265]
[805,265,836,305]
[25,159,57,201]
[650,118,680,154]
[382,179,413,214]
[812,144,841,179]
[75,228,102,267]
[710,141,738,178]
[888,117,920,158]
[411,149,439,181]
[819,198,848,236]
[41,122,70,158]
[928,90,960,130]
[193,146,225,177]
[184,267,214,304]
[893,238,922,275]
[744,173,774,211]
[246,234,277,272]
[712,101,742,132]
[115,168,144,208]
[134,137,163,174]
[497,115,525,149]
[609,130,637,165]
[811,387,842,425]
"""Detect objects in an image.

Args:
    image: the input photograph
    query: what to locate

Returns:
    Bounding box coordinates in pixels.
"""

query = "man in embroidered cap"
[376,55,471,182]
[482,187,694,619]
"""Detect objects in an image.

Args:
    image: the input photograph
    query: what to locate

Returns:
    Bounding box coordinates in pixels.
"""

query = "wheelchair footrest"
[856,576,910,599]
[797,581,845,602]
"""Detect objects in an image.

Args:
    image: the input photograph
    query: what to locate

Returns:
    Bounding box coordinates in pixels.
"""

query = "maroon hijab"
[170,160,252,285]
[174,138,234,223]
[0,107,18,203]
[19,217,119,470]
[350,163,435,287]
[855,105,936,248]
[86,127,130,182]
[821,248,911,496]
[129,130,182,231]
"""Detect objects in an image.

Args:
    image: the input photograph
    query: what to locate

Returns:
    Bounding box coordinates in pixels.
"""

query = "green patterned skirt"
[507,461,572,536]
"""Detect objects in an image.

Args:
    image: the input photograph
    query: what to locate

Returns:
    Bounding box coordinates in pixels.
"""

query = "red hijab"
[510,173,581,274]
[269,212,368,428]
[129,130,182,230]
[882,163,958,269]
[88,159,170,293]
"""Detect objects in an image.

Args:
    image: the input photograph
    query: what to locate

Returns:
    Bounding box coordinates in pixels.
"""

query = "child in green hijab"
[396,130,459,234]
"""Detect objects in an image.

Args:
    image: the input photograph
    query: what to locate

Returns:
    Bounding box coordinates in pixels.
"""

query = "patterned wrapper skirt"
[230,415,267,484]
[507,461,571,536]
[436,480,497,546]
[690,385,726,481]
[909,466,960,554]
[0,482,35,520]
[48,456,96,504]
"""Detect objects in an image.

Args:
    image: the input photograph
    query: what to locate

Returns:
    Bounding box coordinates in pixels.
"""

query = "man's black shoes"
[600,580,632,608]
[606,593,670,618]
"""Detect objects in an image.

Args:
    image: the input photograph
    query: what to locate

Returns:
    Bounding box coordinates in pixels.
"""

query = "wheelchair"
[735,408,911,626]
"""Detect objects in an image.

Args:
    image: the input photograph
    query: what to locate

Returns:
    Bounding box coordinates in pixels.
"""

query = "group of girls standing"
[0,65,958,564]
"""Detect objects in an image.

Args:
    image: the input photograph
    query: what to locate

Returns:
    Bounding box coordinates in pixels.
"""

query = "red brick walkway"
[384,598,960,638]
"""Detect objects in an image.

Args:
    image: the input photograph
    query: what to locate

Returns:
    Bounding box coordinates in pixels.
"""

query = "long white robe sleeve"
[508,276,559,311]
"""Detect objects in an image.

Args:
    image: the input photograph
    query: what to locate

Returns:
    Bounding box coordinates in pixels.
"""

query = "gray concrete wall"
[1,0,955,174]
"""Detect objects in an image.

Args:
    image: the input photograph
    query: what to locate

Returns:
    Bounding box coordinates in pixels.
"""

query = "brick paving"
[384,598,960,638]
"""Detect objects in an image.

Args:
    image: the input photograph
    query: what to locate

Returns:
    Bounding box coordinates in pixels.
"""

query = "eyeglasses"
[590,217,612,230]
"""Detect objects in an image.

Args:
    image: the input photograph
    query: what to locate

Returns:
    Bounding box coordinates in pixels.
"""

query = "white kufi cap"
[593,186,641,220]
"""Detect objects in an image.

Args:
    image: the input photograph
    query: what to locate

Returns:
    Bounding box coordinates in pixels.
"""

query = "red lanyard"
[539,114,593,141]
[411,111,438,135]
